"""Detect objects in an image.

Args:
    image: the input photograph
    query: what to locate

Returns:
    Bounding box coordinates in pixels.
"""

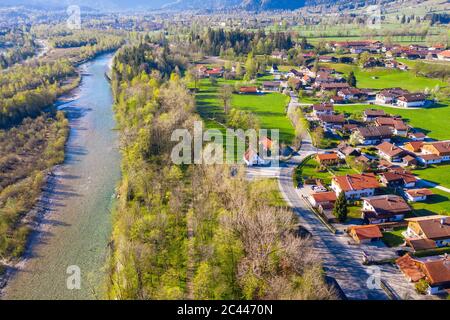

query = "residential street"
[268,94,424,299]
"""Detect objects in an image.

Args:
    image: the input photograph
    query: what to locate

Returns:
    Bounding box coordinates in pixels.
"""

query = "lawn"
[335,103,450,141]
[382,227,407,248]
[410,188,450,217]
[249,178,287,207]
[320,62,447,92]
[413,164,450,189]
[297,157,333,185]
[196,78,294,144]
[347,205,362,220]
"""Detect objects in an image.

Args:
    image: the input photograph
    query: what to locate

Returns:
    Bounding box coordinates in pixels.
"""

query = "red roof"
[396,254,426,282]
[317,152,339,161]
[349,225,383,240]
[310,191,337,203]
[406,188,433,197]
[333,173,380,192]
[438,50,450,58]
[239,86,258,93]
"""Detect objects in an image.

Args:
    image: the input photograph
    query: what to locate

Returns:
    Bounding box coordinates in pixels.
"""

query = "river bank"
[1,53,121,300]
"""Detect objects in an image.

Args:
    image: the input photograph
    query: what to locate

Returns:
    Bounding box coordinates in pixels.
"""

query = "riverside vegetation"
[0,30,124,271]
[107,41,336,300]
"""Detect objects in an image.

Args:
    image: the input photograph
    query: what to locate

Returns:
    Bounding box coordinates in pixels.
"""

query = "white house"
[331,173,380,200]
[397,93,427,108]
[404,188,433,202]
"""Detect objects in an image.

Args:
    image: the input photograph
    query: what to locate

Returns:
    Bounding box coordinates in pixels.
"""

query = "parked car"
[312,185,327,192]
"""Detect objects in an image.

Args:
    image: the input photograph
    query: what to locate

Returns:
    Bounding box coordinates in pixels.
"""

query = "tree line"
[108,41,336,300]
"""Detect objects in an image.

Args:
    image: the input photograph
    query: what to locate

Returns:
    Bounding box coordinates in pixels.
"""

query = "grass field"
[382,227,407,248]
[320,63,447,92]
[413,163,450,189]
[335,103,450,141]
[411,188,450,217]
[196,78,294,144]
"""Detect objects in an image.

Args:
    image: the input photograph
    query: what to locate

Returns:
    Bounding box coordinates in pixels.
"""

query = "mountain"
[0,0,314,11]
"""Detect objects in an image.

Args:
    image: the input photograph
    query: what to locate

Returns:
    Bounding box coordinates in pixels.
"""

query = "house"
[363,109,387,122]
[405,216,450,249]
[376,141,408,162]
[262,81,281,92]
[206,67,224,78]
[437,50,450,61]
[374,117,409,136]
[320,82,350,91]
[239,86,259,94]
[355,154,372,166]
[337,88,367,101]
[402,155,418,167]
[417,154,442,165]
[379,170,417,188]
[404,141,424,153]
[317,114,345,129]
[331,173,380,200]
[348,225,383,244]
[308,191,337,208]
[318,55,336,63]
[408,132,427,141]
[243,148,269,167]
[397,93,427,108]
[422,141,450,162]
[375,88,408,104]
[404,188,433,202]
[362,195,411,224]
[396,254,450,295]
[271,50,287,60]
[337,142,360,159]
[351,126,393,145]
[316,152,340,165]
[312,103,334,117]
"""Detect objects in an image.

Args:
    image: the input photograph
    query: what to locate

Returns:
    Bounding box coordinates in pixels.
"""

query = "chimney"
[441,217,447,226]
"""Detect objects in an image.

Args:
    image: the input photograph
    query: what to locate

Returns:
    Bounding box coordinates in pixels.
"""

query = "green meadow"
[195,78,294,144]
[335,103,450,141]
[320,63,446,91]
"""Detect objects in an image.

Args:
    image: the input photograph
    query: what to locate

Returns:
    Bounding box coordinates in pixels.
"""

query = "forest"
[189,29,295,56]
[108,42,335,300]
[0,112,69,259]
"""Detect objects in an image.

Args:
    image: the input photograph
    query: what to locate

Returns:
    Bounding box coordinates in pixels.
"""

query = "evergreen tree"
[333,192,348,222]
[347,71,357,87]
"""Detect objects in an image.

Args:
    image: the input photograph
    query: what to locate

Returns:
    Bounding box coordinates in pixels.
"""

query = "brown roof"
[406,188,433,197]
[363,195,411,215]
[426,141,450,156]
[404,141,424,152]
[410,132,426,139]
[406,238,437,251]
[418,154,442,161]
[349,225,383,240]
[422,258,450,285]
[364,109,387,117]
[318,114,345,124]
[409,216,450,240]
[398,93,427,103]
[312,103,334,111]
[310,191,337,203]
[240,86,258,93]
[320,82,351,90]
[396,254,426,282]
[356,126,393,139]
[317,152,339,161]
[333,173,380,192]
[382,169,417,184]
[377,141,406,158]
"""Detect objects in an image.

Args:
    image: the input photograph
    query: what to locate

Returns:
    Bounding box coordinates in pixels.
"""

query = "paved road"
[277,94,423,300]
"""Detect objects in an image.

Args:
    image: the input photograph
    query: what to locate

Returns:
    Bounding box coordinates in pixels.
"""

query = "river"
[3,53,121,300]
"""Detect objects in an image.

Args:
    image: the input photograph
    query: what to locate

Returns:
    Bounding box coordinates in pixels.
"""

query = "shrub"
[415,279,429,295]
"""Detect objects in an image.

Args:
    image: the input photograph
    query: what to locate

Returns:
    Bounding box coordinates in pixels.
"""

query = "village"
[193,38,450,298]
